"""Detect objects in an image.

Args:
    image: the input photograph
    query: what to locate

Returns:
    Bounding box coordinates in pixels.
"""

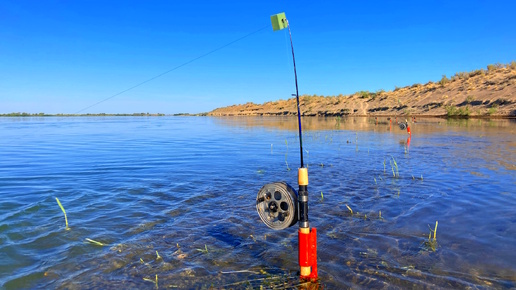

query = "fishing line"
[75,24,269,114]
[283,29,295,92]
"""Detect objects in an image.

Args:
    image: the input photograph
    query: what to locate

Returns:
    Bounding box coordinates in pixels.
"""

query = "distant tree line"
[0,112,168,117]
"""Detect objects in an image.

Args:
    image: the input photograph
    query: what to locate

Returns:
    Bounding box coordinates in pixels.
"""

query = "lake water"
[0,116,515,289]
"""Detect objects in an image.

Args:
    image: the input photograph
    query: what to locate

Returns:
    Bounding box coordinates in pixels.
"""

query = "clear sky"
[1,1,515,114]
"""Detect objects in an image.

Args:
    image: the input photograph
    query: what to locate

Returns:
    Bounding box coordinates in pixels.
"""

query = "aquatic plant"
[220,272,301,289]
[423,221,439,252]
[345,204,353,215]
[156,251,162,260]
[388,156,399,178]
[392,156,399,177]
[431,221,438,241]
[55,197,70,230]
[143,274,158,288]
[85,238,105,246]
[197,244,209,254]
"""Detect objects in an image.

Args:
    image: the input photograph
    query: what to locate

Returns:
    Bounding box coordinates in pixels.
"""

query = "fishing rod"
[255,12,318,282]
[285,19,305,169]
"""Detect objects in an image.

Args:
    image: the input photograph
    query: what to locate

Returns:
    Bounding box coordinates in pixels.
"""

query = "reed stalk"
[345,204,353,214]
[85,238,105,246]
[433,221,438,241]
[55,197,69,230]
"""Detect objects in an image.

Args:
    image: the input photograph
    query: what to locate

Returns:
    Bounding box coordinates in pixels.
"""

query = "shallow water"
[0,116,515,289]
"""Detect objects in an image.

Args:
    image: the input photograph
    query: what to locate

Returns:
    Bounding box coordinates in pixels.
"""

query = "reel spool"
[256,182,298,230]
[398,122,407,130]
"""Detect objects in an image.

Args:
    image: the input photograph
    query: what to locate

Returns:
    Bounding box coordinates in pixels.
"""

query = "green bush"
[439,75,449,86]
[445,105,470,117]
[469,69,485,77]
[487,103,499,115]
[455,72,469,80]
[358,91,370,98]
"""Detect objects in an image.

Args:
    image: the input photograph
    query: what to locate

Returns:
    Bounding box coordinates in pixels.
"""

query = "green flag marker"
[271,12,287,31]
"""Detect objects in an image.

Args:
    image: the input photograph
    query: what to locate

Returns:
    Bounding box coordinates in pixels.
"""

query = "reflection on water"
[0,116,515,289]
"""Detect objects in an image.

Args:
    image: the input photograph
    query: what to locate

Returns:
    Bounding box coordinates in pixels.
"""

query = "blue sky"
[1,1,515,114]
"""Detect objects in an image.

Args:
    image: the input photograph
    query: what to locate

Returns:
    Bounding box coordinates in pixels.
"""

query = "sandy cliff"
[208,64,516,118]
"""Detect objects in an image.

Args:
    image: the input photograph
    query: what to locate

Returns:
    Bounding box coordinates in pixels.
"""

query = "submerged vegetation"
[5,117,512,289]
[85,238,106,247]
[55,197,69,230]
[422,221,439,252]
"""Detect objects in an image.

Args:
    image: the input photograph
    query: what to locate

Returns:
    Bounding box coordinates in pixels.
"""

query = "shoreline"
[208,64,516,119]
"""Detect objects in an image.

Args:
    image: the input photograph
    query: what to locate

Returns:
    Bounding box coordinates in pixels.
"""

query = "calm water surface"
[0,116,515,289]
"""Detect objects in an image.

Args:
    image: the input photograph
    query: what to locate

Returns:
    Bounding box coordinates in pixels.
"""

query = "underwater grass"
[55,197,69,230]
[431,221,438,241]
[220,272,303,289]
[423,221,439,252]
[391,156,399,177]
[143,274,158,288]
[85,238,105,246]
[197,244,209,254]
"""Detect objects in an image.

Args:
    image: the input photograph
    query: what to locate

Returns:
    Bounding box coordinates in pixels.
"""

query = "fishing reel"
[256,182,298,230]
